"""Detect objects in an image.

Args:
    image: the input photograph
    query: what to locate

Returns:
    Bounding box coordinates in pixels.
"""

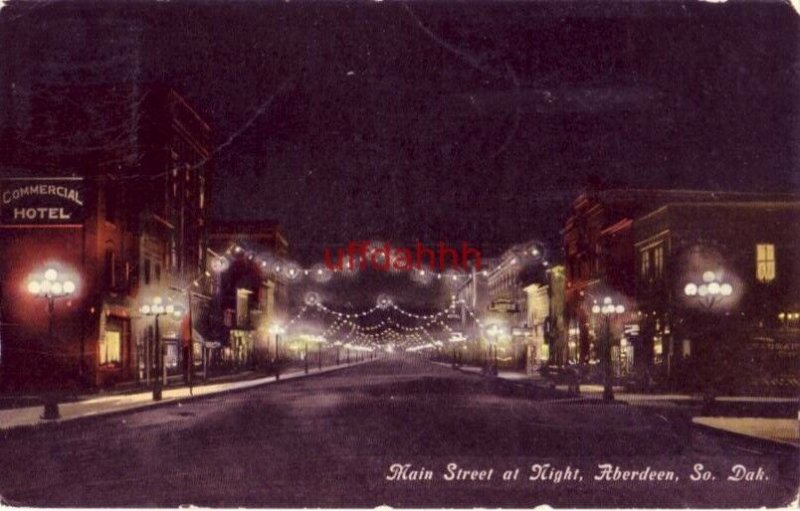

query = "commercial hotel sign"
[1,177,86,226]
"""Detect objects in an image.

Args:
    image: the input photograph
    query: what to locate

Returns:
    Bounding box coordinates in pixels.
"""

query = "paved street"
[0,356,797,508]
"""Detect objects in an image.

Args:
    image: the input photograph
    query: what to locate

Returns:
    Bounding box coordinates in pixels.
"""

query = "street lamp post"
[684,271,733,404]
[304,339,309,374]
[591,297,625,401]
[485,325,503,376]
[139,297,183,401]
[27,267,77,420]
[268,324,286,381]
[449,333,465,369]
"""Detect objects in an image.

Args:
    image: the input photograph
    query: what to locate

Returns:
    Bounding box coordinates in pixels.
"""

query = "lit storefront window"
[653,335,663,363]
[755,243,775,282]
[100,330,121,365]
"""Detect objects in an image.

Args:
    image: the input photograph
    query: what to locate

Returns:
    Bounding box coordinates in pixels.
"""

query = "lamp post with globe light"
[683,270,733,309]
[27,268,77,342]
[683,270,733,403]
[139,297,183,401]
[591,296,625,401]
[27,267,78,420]
[485,324,504,376]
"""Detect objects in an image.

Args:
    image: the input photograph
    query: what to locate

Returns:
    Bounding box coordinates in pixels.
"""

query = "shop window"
[155,263,161,283]
[100,330,121,366]
[756,243,775,282]
[653,335,663,362]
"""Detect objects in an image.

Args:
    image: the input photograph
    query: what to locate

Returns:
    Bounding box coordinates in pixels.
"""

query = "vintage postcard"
[0,0,797,508]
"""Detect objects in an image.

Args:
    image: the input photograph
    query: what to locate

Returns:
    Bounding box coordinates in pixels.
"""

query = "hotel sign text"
[1,178,86,226]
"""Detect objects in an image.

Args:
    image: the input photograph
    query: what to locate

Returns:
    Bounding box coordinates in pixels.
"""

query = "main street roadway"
[0,355,796,507]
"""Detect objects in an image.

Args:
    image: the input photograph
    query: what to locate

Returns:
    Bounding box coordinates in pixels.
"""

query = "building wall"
[524,283,549,369]
[206,222,290,367]
[0,84,212,391]
[563,189,799,367]
[633,202,800,393]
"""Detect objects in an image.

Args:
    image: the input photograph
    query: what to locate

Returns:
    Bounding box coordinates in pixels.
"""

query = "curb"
[0,359,377,438]
[438,361,589,402]
[690,419,800,452]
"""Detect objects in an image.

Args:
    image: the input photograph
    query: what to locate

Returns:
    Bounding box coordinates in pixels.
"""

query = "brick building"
[563,188,799,394]
[206,220,290,370]
[0,86,212,391]
[633,201,800,394]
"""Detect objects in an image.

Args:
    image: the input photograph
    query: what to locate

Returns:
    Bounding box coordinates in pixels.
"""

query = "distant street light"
[591,296,625,401]
[27,266,78,420]
[485,324,504,376]
[448,333,465,369]
[139,297,184,401]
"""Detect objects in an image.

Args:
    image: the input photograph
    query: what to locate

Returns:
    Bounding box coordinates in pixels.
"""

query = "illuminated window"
[653,335,663,364]
[100,330,121,365]
[640,250,650,278]
[653,246,664,278]
[756,243,775,282]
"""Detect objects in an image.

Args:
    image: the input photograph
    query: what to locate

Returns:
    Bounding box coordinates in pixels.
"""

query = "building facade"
[563,188,799,393]
[633,201,800,394]
[206,220,289,371]
[0,86,212,391]
[484,242,547,370]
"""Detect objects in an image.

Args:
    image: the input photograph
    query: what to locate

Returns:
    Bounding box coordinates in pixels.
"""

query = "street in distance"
[385,463,771,484]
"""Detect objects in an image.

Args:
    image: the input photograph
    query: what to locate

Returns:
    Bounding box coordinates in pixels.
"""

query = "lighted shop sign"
[1,178,87,226]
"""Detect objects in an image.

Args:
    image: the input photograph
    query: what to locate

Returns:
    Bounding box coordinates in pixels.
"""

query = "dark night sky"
[2,0,799,265]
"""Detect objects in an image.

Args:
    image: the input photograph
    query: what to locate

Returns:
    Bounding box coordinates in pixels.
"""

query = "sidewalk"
[0,360,372,432]
[438,361,799,447]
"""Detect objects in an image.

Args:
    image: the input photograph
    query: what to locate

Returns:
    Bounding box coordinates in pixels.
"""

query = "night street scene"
[0,0,798,508]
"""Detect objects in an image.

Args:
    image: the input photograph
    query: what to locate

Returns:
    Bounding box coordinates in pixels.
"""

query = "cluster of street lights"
[591,297,626,401]
[139,297,184,401]
[27,267,79,420]
[684,271,733,309]
[27,269,77,337]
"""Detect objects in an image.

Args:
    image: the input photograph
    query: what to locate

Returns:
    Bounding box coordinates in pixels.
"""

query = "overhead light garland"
[210,241,551,288]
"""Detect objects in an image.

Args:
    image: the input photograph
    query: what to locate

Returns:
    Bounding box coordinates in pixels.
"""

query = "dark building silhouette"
[206,220,289,369]
[563,188,799,394]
